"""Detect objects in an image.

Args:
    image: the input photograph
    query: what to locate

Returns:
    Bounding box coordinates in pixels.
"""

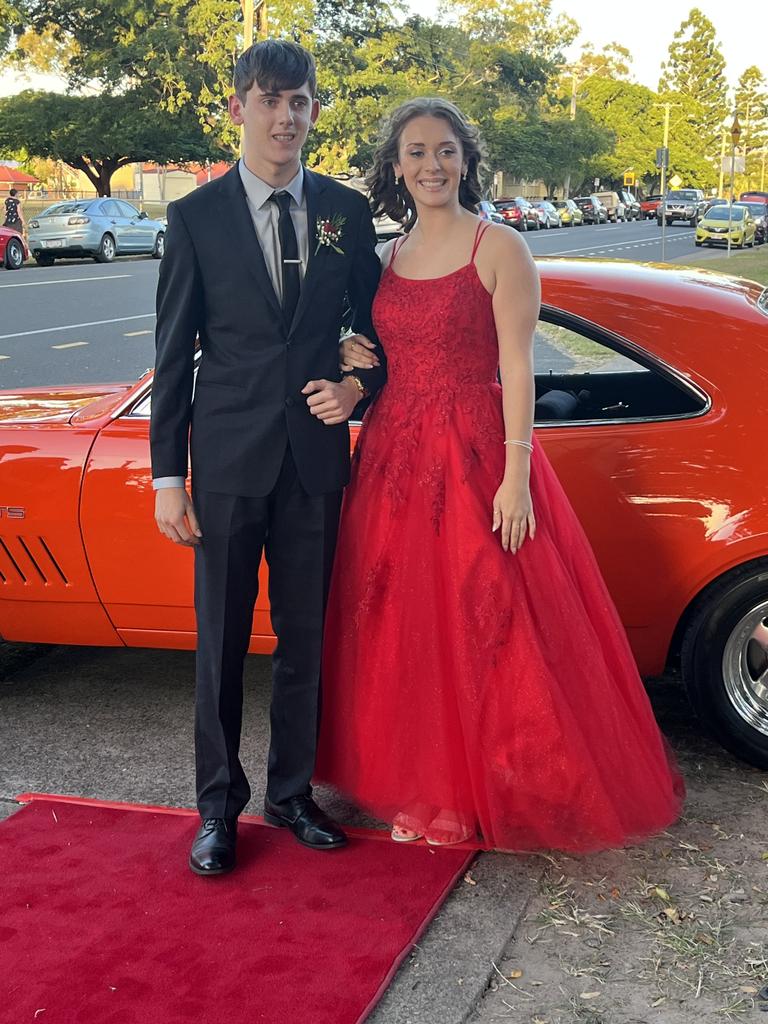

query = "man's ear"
[310,97,321,126]
[228,93,245,126]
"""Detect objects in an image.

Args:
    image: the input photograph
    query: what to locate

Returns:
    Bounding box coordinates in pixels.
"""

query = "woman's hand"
[340,333,380,372]
[492,476,536,553]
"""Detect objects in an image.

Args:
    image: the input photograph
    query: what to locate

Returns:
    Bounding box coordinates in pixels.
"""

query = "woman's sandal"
[391,810,427,843]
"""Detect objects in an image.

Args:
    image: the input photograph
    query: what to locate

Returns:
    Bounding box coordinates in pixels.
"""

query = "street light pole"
[717,128,726,197]
[726,112,741,257]
[659,103,671,261]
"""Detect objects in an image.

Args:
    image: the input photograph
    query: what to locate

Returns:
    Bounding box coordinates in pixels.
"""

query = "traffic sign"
[669,174,682,187]
[655,147,669,169]
[594,177,600,188]
[623,172,636,186]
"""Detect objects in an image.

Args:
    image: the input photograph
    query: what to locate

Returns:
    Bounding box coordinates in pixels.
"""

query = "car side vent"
[0,536,69,586]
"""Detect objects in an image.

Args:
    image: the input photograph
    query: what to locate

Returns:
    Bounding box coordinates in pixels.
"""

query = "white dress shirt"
[153,160,308,490]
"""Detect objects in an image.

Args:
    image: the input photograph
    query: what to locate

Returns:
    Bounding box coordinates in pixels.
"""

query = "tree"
[658,8,727,153]
[486,109,611,194]
[734,66,768,191]
[0,90,226,195]
[439,0,579,63]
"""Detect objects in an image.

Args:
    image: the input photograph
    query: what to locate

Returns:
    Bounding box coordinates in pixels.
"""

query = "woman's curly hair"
[366,97,486,232]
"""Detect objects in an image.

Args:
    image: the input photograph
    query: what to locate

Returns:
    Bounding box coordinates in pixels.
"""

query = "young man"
[150,40,386,875]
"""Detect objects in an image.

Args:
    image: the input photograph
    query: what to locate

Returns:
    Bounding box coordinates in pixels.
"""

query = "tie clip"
[283,259,302,264]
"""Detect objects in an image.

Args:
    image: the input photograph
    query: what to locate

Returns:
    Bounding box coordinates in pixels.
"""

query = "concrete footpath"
[2,643,767,1024]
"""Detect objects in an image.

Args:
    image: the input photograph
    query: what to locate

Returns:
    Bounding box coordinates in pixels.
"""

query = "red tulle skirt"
[316,385,684,852]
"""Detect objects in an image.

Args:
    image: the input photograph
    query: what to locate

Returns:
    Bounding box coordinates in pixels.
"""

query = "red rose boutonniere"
[315,213,346,255]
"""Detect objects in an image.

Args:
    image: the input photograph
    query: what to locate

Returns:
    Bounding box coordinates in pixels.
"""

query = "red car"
[493,196,540,231]
[640,194,663,220]
[2,262,768,770]
[0,226,27,269]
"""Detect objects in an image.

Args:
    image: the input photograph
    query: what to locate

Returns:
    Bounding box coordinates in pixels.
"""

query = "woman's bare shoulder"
[378,236,400,269]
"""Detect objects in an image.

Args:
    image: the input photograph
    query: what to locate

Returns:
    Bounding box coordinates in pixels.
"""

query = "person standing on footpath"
[150,39,386,876]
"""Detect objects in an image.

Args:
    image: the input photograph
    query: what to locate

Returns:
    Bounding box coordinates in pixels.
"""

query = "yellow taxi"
[696,205,756,248]
[554,199,584,226]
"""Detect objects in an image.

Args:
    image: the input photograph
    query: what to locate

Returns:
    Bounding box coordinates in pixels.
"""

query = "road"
[0,219,704,389]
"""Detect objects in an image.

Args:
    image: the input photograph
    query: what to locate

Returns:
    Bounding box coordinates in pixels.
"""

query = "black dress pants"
[192,448,342,819]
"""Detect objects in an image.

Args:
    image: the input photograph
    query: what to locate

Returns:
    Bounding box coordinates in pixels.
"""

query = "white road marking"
[0,313,155,341]
[52,341,89,350]
[0,274,132,289]
[0,354,9,360]
[124,329,153,337]
[541,232,694,257]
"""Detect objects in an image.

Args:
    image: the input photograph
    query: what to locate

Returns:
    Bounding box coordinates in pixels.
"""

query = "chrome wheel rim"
[8,241,22,268]
[156,234,164,256]
[722,599,768,735]
[103,236,115,259]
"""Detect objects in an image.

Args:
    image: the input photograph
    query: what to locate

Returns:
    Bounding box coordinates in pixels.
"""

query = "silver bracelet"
[504,439,533,452]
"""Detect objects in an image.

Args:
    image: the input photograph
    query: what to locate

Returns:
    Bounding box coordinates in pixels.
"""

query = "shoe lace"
[201,817,230,834]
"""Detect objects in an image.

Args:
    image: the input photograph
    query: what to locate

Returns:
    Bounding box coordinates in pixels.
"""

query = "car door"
[100,199,132,252]
[531,309,713,676]
[78,370,275,653]
[117,200,152,252]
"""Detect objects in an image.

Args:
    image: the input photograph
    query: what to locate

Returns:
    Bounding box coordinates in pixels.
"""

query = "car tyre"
[682,560,768,771]
[153,232,165,259]
[34,253,55,267]
[5,237,24,270]
[95,233,116,263]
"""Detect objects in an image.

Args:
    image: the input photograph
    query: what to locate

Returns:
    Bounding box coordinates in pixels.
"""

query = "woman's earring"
[394,173,400,186]
[462,170,468,181]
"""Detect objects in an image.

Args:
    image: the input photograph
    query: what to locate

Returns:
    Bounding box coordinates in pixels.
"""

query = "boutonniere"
[315,213,346,255]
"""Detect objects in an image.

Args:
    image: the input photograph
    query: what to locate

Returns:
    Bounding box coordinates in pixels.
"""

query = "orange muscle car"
[2,260,768,768]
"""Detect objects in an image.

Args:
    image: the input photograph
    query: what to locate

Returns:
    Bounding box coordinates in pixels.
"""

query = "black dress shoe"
[189,817,237,876]
[263,796,347,850]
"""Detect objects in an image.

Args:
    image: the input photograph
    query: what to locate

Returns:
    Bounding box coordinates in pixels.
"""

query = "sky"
[0,0,764,99]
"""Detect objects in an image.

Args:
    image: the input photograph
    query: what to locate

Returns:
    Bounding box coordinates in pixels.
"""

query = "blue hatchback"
[28,198,165,266]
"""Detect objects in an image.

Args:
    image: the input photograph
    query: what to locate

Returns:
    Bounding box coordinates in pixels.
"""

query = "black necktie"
[269,191,301,326]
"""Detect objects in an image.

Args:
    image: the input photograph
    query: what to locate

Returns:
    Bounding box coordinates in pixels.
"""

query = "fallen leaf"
[654,886,671,901]
[761,852,768,861]
[508,969,523,979]
[695,932,715,946]
[579,992,601,1000]
[610,887,621,899]
[741,985,758,994]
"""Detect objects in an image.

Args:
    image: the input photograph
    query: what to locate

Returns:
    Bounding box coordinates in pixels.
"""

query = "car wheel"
[695,240,702,246]
[5,237,24,270]
[689,216,697,227]
[520,219,527,232]
[153,232,165,259]
[96,233,116,263]
[34,253,55,267]
[532,219,540,231]
[682,560,768,770]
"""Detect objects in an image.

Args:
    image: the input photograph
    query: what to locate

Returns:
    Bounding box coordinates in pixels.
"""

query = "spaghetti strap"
[471,221,490,262]
[389,233,409,267]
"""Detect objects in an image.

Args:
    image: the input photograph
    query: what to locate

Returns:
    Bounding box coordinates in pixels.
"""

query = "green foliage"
[658,7,728,151]
[0,90,227,194]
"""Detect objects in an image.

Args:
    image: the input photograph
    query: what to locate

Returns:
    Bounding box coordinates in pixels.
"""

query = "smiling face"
[393,115,467,211]
[228,82,319,182]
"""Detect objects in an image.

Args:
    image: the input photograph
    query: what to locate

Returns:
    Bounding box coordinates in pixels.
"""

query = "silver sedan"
[28,198,165,266]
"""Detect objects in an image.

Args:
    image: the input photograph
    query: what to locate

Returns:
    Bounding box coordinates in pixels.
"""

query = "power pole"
[659,103,671,261]
[242,0,254,48]
[717,129,726,197]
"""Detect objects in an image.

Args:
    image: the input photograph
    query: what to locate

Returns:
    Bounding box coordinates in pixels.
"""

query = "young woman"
[314,98,684,852]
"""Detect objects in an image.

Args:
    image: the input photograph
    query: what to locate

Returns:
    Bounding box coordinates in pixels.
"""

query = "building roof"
[0,167,40,185]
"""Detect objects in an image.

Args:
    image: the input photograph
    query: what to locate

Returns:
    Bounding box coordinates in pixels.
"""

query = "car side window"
[533,311,707,425]
[117,201,139,219]
[101,200,121,218]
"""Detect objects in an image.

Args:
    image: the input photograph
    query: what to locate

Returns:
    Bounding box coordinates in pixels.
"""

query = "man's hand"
[155,487,202,546]
[302,378,360,425]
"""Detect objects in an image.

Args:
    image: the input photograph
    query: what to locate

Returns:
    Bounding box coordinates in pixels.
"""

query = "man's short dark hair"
[9,188,17,196]
[234,40,317,103]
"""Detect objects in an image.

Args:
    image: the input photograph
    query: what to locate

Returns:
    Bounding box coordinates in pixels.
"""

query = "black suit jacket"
[150,165,386,497]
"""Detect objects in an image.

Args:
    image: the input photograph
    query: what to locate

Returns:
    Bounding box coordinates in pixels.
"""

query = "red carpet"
[1,795,473,1024]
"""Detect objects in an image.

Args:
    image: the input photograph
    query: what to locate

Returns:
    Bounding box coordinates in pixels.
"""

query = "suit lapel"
[289,168,325,336]
[217,165,283,323]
